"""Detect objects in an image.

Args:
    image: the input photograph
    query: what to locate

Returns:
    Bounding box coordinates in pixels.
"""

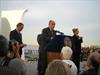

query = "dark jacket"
[10,29,23,44]
[38,27,56,52]
[72,35,83,54]
[42,27,56,45]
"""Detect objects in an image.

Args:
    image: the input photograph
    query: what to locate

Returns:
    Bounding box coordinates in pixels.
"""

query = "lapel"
[48,27,53,36]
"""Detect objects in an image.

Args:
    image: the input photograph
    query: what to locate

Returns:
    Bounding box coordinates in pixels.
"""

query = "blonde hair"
[72,28,78,33]
[61,46,73,60]
[45,60,72,75]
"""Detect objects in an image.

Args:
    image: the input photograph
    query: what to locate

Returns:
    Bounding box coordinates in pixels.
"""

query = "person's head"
[8,40,19,53]
[16,22,24,32]
[60,46,73,60]
[0,35,9,57]
[8,40,20,58]
[95,48,100,54]
[94,50,100,64]
[87,51,100,69]
[48,20,55,30]
[64,37,72,47]
[72,28,79,35]
[45,60,72,75]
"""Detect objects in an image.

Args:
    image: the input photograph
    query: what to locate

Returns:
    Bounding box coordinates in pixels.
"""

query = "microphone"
[55,30,64,35]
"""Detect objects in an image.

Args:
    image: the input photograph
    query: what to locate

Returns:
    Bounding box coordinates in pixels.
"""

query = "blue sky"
[1,0,100,46]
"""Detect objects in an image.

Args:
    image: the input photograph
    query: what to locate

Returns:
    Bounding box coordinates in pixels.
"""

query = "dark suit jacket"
[72,35,83,54]
[42,27,56,44]
[38,27,56,52]
[39,27,56,50]
[10,29,23,44]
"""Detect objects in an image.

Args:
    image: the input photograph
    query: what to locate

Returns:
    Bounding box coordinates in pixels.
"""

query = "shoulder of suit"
[11,29,16,32]
[43,27,49,30]
[10,29,15,34]
[42,27,49,31]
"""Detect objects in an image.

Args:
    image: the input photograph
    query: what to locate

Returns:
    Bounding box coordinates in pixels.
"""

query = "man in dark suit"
[10,22,26,57]
[72,28,83,73]
[37,20,56,75]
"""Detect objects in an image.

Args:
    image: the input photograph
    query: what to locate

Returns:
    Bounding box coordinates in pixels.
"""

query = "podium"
[47,52,61,63]
[46,35,72,63]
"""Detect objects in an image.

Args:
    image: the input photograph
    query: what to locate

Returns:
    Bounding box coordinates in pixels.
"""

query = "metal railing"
[24,49,39,63]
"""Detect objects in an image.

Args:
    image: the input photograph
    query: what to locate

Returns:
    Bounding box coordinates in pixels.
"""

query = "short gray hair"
[61,46,73,60]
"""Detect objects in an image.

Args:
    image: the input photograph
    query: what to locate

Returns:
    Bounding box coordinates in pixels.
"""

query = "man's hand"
[20,44,27,48]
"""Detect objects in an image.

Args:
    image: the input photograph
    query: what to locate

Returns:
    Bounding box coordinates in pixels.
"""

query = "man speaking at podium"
[37,20,56,75]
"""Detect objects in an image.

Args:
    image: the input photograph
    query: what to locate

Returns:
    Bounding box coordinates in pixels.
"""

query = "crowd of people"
[81,46,100,61]
[0,20,100,75]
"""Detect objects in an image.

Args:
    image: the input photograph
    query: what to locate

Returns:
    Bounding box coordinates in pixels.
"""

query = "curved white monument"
[1,9,28,39]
